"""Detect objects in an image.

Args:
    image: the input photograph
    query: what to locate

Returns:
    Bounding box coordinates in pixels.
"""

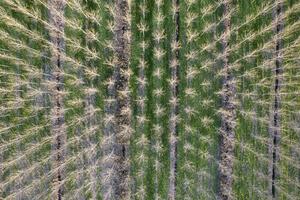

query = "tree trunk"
[168,0,180,199]
[48,0,66,199]
[218,1,236,200]
[269,0,284,198]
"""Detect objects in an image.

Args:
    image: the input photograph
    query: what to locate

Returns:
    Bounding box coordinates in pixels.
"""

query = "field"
[0,0,299,199]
